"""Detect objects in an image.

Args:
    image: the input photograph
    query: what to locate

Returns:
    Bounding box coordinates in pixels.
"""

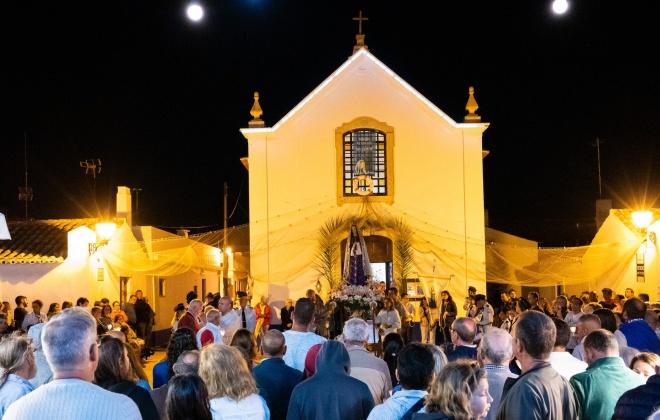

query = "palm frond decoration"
[387,217,415,291]
[313,215,350,288]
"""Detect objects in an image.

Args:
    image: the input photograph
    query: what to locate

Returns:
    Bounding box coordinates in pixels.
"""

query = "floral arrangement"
[329,281,384,315]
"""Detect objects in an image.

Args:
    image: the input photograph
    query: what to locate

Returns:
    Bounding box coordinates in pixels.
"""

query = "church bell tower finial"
[249,91,265,128]
[352,11,369,54]
[464,86,481,122]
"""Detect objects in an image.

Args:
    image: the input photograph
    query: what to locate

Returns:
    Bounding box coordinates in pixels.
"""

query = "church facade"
[240,46,490,309]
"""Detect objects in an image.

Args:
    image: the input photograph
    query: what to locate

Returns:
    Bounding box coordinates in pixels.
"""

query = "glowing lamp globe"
[186,4,204,21]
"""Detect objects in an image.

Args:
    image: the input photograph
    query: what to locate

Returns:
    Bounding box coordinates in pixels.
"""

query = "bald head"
[479,328,513,365]
[262,330,286,357]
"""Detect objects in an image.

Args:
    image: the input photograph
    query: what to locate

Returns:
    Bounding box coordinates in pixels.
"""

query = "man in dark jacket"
[134,290,155,354]
[287,340,374,420]
[613,367,660,420]
[254,330,302,420]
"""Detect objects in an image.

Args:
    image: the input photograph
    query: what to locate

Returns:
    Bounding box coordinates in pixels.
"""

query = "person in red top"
[177,299,204,334]
[254,295,272,339]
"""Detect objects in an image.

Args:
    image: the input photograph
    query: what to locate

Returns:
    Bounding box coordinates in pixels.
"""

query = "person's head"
[512,311,555,361]
[305,289,316,300]
[199,344,256,401]
[383,333,404,385]
[173,350,200,376]
[569,296,583,313]
[188,299,203,317]
[500,291,510,303]
[420,296,429,307]
[343,318,370,347]
[397,343,434,391]
[126,295,136,305]
[239,295,248,309]
[15,296,28,308]
[47,302,60,314]
[230,328,258,361]
[91,306,102,320]
[401,293,410,305]
[379,281,386,292]
[583,328,618,364]
[639,293,650,303]
[630,352,660,381]
[166,327,199,380]
[591,308,616,333]
[516,297,530,313]
[625,288,635,299]
[474,294,487,308]
[284,298,293,308]
[111,301,121,311]
[467,286,477,297]
[218,296,233,315]
[205,309,220,327]
[623,297,647,321]
[0,331,36,385]
[42,308,97,379]
[576,313,601,340]
[388,287,399,299]
[61,301,73,310]
[645,309,660,330]
[101,304,112,317]
[421,343,448,378]
[135,290,143,300]
[185,291,198,304]
[166,373,212,420]
[261,330,286,357]
[553,296,568,315]
[27,322,44,352]
[508,289,517,299]
[551,318,571,350]
[478,328,513,366]
[31,299,43,314]
[94,336,130,388]
[105,330,126,343]
[506,305,517,320]
[583,302,602,314]
[425,360,492,420]
[451,317,477,345]
[602,288,613,300]
[76,297,89,307]
[292,297,315,326]
[383,297,394,310]
[527,291,539,306]
[302,343,323,379]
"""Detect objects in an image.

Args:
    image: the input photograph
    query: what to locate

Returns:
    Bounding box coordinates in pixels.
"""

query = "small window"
[343,129,387,196]
[159,278,166,297]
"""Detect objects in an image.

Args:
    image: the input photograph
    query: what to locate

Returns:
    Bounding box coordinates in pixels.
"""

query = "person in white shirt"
[375,298,401,343]
[218,297,240,345]
[4,308,140,419]
[196,309,223,349]
[571,314,601,361]
[550,318,587,378]
[21,300,47,332]
[564,296,584,351]
[235,293,257,334]
[473,294,494,342]
[282,298,327,371]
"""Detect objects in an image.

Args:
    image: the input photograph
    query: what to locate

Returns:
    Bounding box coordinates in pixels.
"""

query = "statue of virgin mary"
[342,224,373,286]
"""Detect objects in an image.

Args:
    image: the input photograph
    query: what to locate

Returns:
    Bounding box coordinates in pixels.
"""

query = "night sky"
[1,1,659,246]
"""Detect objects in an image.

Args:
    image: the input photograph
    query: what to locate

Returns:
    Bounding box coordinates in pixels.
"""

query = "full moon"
[186,4,204,21]
[552,0,569,14]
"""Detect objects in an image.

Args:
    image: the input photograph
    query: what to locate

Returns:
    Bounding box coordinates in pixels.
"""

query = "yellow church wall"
[243,50,488,310]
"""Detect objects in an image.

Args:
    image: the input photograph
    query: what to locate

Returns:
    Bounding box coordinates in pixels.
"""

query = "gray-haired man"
[343,317,392,405]
[477,328,517,420]
[4,308,140,419]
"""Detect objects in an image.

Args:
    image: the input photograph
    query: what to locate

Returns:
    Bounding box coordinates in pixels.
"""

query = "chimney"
[177,229,190,238]
[116,187,132,226]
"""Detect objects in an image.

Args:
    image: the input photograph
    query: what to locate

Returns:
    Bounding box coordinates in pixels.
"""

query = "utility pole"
[223,182,229,296]
[131,188,142,225]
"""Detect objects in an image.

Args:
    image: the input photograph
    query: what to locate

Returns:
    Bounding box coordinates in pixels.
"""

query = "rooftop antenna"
[591,138,604,198]
[18,131,33,220]
[80,158,102,197]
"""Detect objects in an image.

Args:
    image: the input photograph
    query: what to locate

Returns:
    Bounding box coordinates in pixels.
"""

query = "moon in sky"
[552,0,569,14]
[186,4,204,21]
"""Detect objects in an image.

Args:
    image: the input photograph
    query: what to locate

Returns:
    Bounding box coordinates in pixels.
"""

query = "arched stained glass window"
[343,129,387,196]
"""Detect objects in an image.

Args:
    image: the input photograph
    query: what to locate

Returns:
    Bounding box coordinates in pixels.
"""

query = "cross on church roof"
[353,11,368,35]
[352,11,369,55]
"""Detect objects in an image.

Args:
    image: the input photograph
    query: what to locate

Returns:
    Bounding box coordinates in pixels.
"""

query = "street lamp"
[89,222,117,255]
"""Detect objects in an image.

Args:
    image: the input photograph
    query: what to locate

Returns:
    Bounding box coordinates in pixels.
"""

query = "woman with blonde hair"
[198,344,269,419]
[413,360,492,420]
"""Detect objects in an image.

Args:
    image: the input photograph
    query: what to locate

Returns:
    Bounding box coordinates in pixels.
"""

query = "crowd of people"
[4,286,660,419]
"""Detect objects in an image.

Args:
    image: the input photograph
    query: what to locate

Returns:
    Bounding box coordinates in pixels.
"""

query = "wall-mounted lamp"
[316,277,322,293]
[632,211,656,246]
[89,222,117,255]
